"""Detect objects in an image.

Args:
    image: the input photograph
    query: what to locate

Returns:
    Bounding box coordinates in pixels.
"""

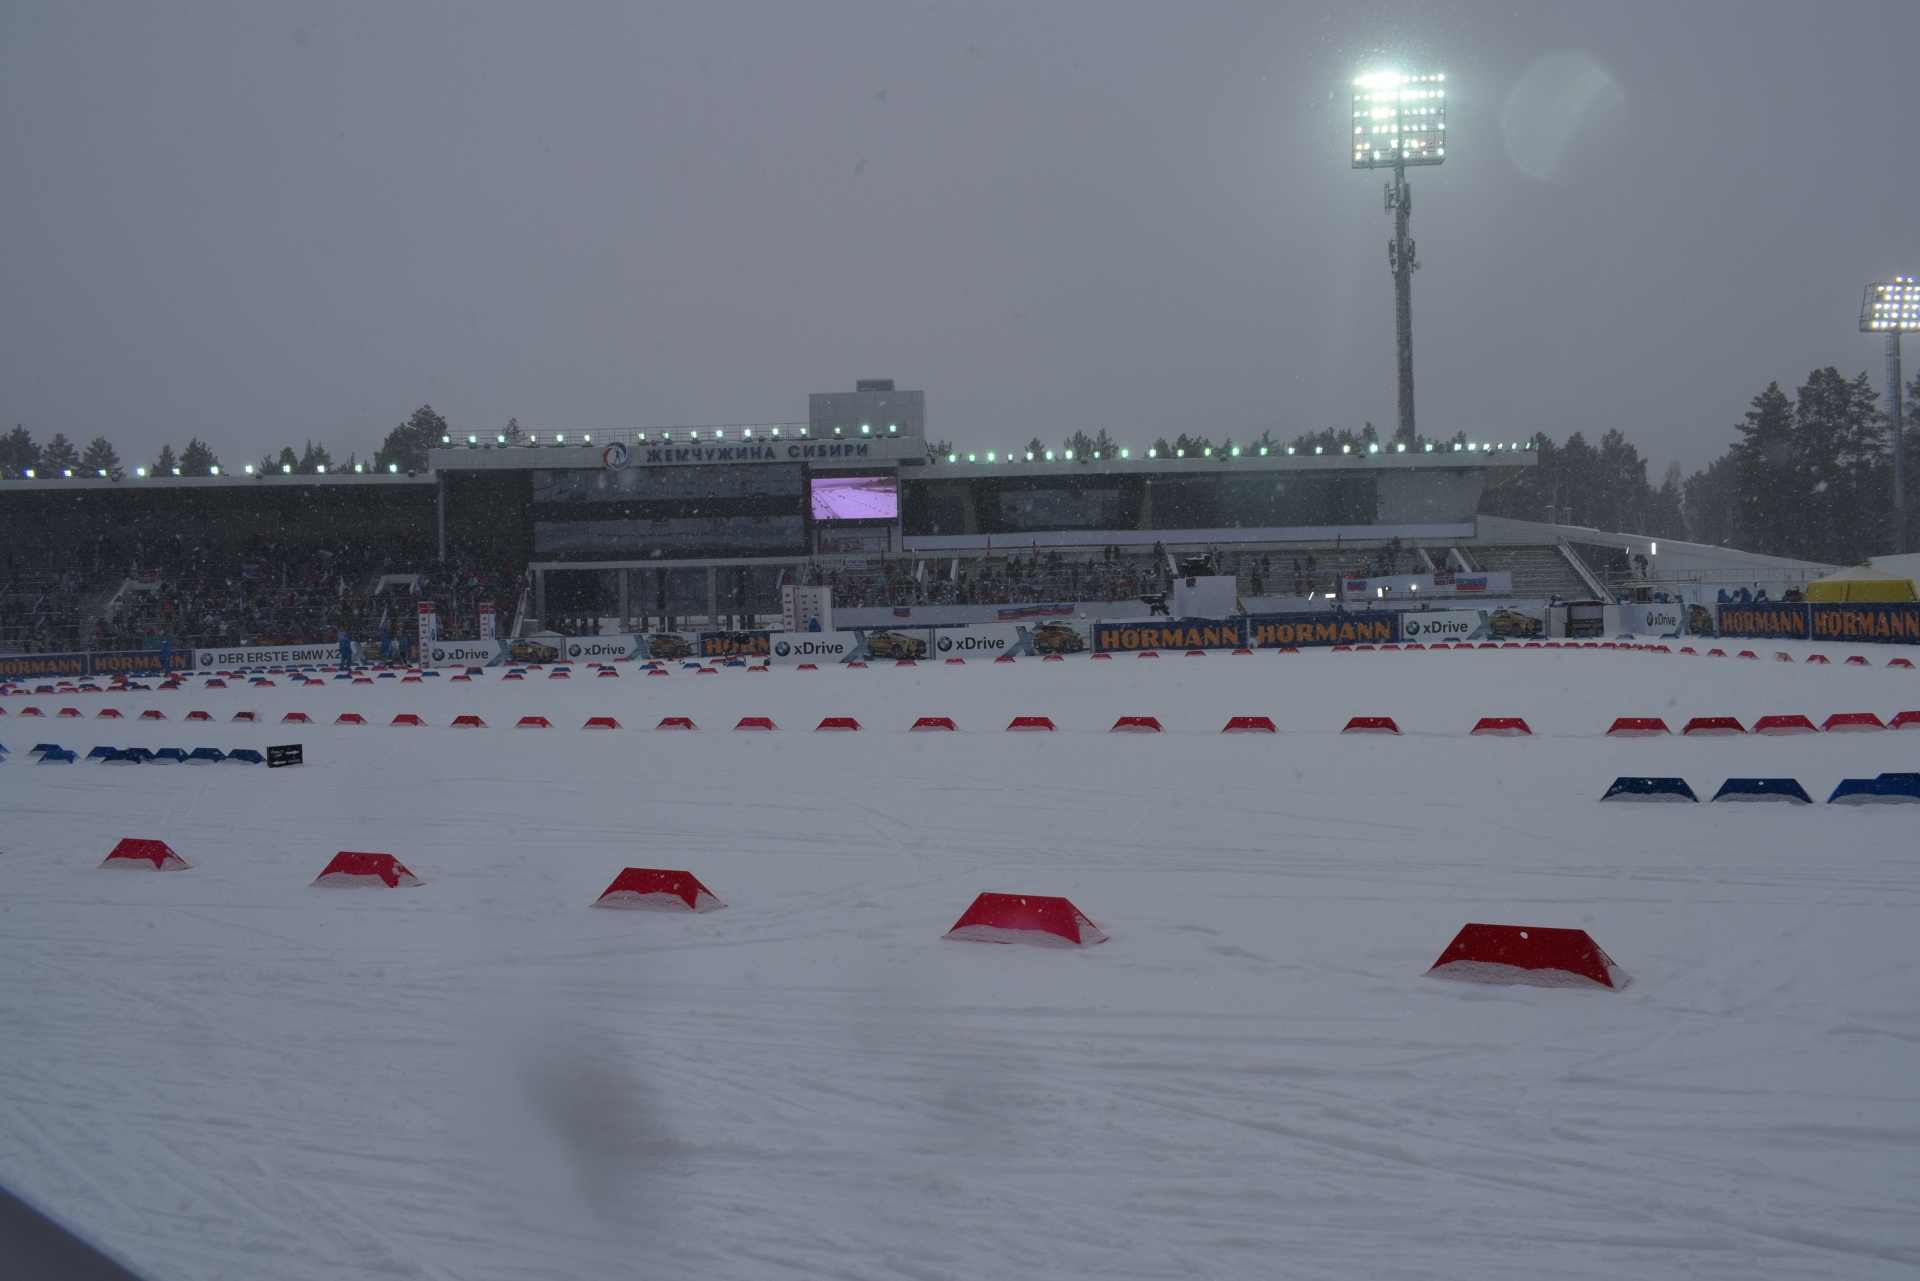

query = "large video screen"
[810,474,898,521]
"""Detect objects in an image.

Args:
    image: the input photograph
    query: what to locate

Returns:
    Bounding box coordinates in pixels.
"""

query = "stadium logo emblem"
[774,640,791,656]
[602,441,631,471]
[431,648,445,661]
[937,635,952,651]
[568,643,582,657]
[199,654,214,667]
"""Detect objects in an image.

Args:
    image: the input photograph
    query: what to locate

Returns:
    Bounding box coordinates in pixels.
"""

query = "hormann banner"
[1810,602,1920,644]
[1247,612,1396,648]
[0,651,90,680]
[1093,619,1248,652]
[1716,603,1809,640]
[2,650,192,679]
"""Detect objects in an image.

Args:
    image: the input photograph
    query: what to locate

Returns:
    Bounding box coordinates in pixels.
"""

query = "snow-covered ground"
[3,642,1918,1280]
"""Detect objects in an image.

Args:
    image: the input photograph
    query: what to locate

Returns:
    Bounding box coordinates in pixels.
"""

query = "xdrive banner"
[933,621,1089,659]
[1246,612,1395,648]
[1092,619,1247,652]
[1716,603,1809,640]
[1810,602,1920,644]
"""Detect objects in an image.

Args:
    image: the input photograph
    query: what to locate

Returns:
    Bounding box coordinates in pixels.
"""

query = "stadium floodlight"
[1352,69,1445,445]
[1119,448,1130,458]
[388,463,398,473]
[136,467,147,477]
[1862,276,1920,553]
[282,464,292,474]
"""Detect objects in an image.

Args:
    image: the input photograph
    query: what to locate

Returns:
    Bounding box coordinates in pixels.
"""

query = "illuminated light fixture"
[1314,446,1323,455]
[1353,68,1445,446]
[1258,446,1268,456]
[282,464,292,473]
[171,467,181,475]
[388,463,399,473]
[771,427,782,437]
[947,453,957,462]
[714,429,725,440]
[1065,449,1075,460]
[1230,446,1240,456]
[467,435,478,445]
[62,468,72,477]
[1424,442,1434,452]
[1467,442,1477,451]
[887,423,897,434]
[354,463,364,473]
[1203,447,1212,457]
[967,453,977,462]
[1369,443,1379,453]
[1147,448,1157,458]
[1862,276,1920,552]
[1175,449,1185,458]
[986,451,997,462]
[1396,443,1407,452]
[241,465,250,475]
[1119,448,1130,459]
[800,426,809,436]
[1649,542,1659,556]
[97,468,107,477]
[860,424,870,435]
[441,435,451,444]
[22,468,33,477]
[136,467,147,477]
[1026,451,1035,461]
[1341,445,1351,454]
[582,434,591,443]
[496,434,506,445]
[555,433,565,443]
[1287,447,1295,455]
[833,426,842,436]
[315,464,326,474]
[742,427,752,438]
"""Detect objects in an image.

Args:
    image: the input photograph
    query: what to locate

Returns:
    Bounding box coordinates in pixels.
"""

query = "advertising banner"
[1618,601,1688,635]
[933,621,1090,659]
[564,635,645,662]
[1717,603,1810,640]
[427,639,511,667]
[417,601,437,652]
[1342,572,1513,598]
[698,629,773,659]
[835,626,936,662]
[1399,610,1487,642]
[1810,602,1920,644]
[1092,618,1248,652]
[1246,612,1395,648]
[195,644,346,670]
[0,651,90,680]
[478,601,496,640]
[768,633,859,664]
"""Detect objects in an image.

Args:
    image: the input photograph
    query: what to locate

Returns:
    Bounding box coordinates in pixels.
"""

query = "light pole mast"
[1353,71,1444,444]
[1862,277,1919,555]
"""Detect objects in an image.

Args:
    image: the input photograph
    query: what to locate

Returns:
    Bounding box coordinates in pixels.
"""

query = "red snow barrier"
[994,655,1016,663]
[1469,717,1531,736]
[1774,652,1793,662]
[232,711,255,722]
[1737,650,1759,660]
[1890,657,1915,668]
[1042,654,1064,662]
[647,668,670,676]
[140,710,165,720]
[1006,716,1056,731]
[282,712,311,723]
[451,715,486,728]
[1682,716,1746,736]
[312,852,421,888]
[896,659,918,667]
[1090,652,1111,660]
[1137,651,1159,658]
[943,893,1107,947]
[1232,648,1254,655]
[1752,714,1817,735]
[1222,715,1276,733]
[186,710,212,721]
[516,716,552,729]
[1806,653,1830,664]
[1889,710,1920,729]
[334,713,366,725]
[97,708,122,719]
[16,707,42,716]
[911,716,958,731]
[1846,655,1871,666]
[594,867,724,912]
[597,669,621,678]
[57,707,80,718]
[796,663,818,670]
[1110,716,1162,733]
[583,716,621,729]
[657,716,697,730]
[816,716,861,731]
[391,713,426,727]
[1427,923,1623,989]
[946,657,965,665]
[1185,649,1207,658]
[734,716,776,730]
[1822,712,1886,733]
[1606,716,1669,737]
[1341,716,1401,734]
[101,838,188,871]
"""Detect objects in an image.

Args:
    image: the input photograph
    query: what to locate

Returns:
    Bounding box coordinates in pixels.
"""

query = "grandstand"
[0,382,1835,651]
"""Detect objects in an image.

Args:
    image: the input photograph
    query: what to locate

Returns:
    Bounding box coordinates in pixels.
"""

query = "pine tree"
[374,405,447,473]
[39,432,81,474]
[178,438,221,475]
[275,446,298,473]
[298,440,333,473]
[0,425,38,477]
[153,443,178,474]
[503,417,524,445]
[79,436,124,480]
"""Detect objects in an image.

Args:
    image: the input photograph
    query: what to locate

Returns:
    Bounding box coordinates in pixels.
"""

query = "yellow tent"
[1804,565,1919,603]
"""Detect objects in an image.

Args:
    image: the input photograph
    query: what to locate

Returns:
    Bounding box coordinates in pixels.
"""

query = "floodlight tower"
[1352,71,1446,442]
[1861,277,1920,554]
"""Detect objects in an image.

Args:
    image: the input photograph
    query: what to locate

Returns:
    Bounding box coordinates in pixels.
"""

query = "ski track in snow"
[2,643,1919,1279]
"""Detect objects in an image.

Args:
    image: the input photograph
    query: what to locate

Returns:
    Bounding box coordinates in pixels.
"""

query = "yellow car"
[645,633,693,659]
[1487,609,1542,639]
[506,639,560,663]
[1031,622,1086,654]
[864,630,927,660]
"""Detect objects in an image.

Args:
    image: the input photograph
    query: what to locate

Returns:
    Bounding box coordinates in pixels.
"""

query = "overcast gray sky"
[3,1,1915,477]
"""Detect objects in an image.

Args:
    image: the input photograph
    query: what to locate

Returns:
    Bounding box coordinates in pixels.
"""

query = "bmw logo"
[568,644,581,656]
[937,635,952,651]
[774,640,791,656]
[431,648,445,661]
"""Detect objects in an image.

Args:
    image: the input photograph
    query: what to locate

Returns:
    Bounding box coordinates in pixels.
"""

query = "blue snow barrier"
[1828,774,1920,805]
[29,743,61,757]
[38,748,76,763]
[186,747,225,764]
[86,745,118,760]
[1711,778,1814,804]
[120,747,154,763]
[376,672,397,679]
[332,673,354,681]
[224,748,265,764]
[100,748,141,764]
[152,747,190,763]
[422,670,440,677]
[1601,776,1699,802]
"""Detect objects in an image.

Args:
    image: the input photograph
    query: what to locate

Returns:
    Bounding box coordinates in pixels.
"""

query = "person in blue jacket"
[338,631,353,670]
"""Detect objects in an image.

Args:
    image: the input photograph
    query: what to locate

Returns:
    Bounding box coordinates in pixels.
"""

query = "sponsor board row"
[0,649,191,680]
[1716,602,1920,644]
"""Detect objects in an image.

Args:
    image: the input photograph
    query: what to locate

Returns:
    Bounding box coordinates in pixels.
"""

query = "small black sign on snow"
[267,744,304,768]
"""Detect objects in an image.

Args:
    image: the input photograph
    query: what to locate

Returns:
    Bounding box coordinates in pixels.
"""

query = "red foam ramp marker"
[96,708,122,719]
[1091,652,1112,660]
[1774,652,1793,662]
[911,716,958,731]
[1606,717,1669,737]
[139,710,166,720]
[795,663,818,670]
[734,716,776,731]
[312,852,421,888]
[17,707,42,716]
[597,669,621,678]
[282,712,311,723]
[943,892,1106,947]
[993,654,1016,663]
[1806,653,1830,664]
[656,716,697,730]
[57,708,80,718]
[1341,716,1400,734]
[1753,714,1816,735]
[335,713,366,725]
[101,838,188,871]
[946,657,966,665]
[1006,716,1056,731]
[1822,711,1885,733]
[1737,650,1759,660]
[1222,715,1276,733]
[1891,657,1915,668]
[1470,717,1531,736]
[1042,653,1065,662]
[816,716,861,731]
[583,716,621,729]
[1846,655,1871,665]
[451,714,486,728]
[517,716,552,729]
[1427,923,1623,989]
[594,867,724,912]
[1889,710,1920,729]
[1137,650,1159,658]
[1682,716,1746,736]
[232,711,255,722]
[1233,648,1253,655]
[896,659,917,667]
[845,661,868,668]
[1110,716,1162,733]
[391,713,426,726]
[186,710,212,721]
